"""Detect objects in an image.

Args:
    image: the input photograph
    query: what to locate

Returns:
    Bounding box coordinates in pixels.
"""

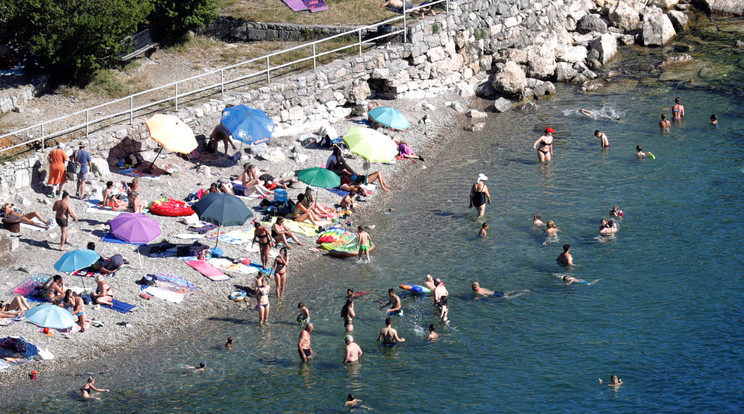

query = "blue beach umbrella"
[25,303,76,330]
[220,105,275,145]
[54,249,100,273]
[368,106,411,130]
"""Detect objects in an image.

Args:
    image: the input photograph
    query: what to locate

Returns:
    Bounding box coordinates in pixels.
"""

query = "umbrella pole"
[214,224,221,249]
[148,147,164,172]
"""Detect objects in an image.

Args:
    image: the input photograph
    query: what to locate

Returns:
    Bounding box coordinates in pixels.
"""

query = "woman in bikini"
[294,194,321,226]
[659,113,671,130]
[252,222,274,270]
[102,181,127,211]
[672,97,685,120]
[271,217,303,248]
[80,377,109,400]
[532,127,555,162]
[303,187,336,219]
[67,291,88,332]
[468,173,491,219]
[91,275,114,306]
[341,297,356,333]
[2,202,51,229]
[238,163,273,197]
[257,278,271,324]
[0,296,31,317]
[272,247,289,298]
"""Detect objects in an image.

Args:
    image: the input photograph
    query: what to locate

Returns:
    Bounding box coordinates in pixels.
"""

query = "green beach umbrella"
[342,126,398,163]
[297,167,341,189]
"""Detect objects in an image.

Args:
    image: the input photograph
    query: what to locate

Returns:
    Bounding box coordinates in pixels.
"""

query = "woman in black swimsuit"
[80,376,109,400]
[469,173,492,219]
[252,222,274,270]
[532,127,554,162]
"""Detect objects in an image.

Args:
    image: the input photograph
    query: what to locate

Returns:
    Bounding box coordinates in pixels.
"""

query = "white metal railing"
[0,0,451,156]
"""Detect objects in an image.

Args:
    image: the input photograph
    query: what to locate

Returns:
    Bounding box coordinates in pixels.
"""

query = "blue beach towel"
[102,299,137,314]
[101,232,148,245]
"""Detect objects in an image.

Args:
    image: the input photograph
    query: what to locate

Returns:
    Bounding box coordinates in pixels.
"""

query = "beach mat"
[208,258,268,275]
[72,268,116,278]
[184,260,230,281]
[85,200,124,215]
[326,187,349,197]
[102,232,147,245]
[282,0,308,11]
[305,0,328,12]
[12,274,52,296]
[175,233,205,240]
[142,286,184,303]
[102,299,137,314]
[20,217,55,231]
[151,272,198,291]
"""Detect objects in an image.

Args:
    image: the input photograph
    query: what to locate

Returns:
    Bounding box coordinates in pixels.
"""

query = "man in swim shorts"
[380,288,403,316]
[298,323,314,362]
[471,282,494,296]
[557,244,575,266]
[377,317,405,346]
[343,335,363,363]
[594,130,610,149]
[52,191,78,251]
[357,226,372,261]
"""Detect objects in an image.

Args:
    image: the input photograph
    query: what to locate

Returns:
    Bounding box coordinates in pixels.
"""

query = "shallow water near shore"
[10,19,744,413]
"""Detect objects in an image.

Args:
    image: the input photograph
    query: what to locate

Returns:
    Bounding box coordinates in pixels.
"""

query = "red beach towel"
[185,260,231,281]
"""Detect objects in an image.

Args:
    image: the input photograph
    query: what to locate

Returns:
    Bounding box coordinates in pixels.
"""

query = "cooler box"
[274,188,288,203]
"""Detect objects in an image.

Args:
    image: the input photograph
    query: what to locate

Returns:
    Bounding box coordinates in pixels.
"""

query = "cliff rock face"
[693,0,744,15]
[609,2,642,31]
[642,6,677,46]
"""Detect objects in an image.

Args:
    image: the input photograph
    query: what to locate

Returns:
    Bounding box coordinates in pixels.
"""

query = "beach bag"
[67,151,81,175]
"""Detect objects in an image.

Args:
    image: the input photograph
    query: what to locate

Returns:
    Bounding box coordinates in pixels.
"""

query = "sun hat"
[477,173,488,182]
[345,335,353,342]
[546,127,556,133]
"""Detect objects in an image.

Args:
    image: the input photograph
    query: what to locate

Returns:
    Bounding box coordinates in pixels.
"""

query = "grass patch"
[219,0,397,25]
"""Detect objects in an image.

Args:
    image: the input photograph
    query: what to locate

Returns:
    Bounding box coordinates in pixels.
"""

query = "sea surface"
[11,17,744,414]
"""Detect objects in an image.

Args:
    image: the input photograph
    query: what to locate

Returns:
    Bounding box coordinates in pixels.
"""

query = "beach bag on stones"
[318,126,338,148]
[67,150,81,179]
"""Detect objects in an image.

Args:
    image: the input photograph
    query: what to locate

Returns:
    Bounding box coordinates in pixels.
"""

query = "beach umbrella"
[368,106,411,130]
[110,213,162,244]
[145,114,198,170]
[54,249,100,273]
[297,167,341,189]
[191,193,253,247]
[25,303,76,330]
[342,126,398,163]
[220,105,275,146]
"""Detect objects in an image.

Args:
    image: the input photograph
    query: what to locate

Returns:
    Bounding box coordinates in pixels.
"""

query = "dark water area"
[8,16,744,414]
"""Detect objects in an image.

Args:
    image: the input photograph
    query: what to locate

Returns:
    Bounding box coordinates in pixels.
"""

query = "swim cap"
[345,335,353,342]
[546,127,556,133]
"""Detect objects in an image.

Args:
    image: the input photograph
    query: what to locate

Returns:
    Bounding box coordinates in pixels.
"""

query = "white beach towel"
[144,286,184,303]
[20,217,55,231]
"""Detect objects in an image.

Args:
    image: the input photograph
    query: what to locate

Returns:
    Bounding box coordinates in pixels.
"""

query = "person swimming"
[478,222,488,238]
[710,114,718,125]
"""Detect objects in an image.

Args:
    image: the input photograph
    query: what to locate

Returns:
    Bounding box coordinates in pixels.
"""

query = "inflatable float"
[399,284,431,294]
[229,291,247,302]
[149,198,195,217]
[317,226,375,258]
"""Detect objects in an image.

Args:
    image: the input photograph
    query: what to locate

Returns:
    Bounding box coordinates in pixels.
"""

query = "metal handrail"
[0,0,450,155]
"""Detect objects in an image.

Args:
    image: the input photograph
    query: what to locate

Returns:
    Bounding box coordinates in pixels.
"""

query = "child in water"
[599,374,623,388]
[224,337,233,350]
[357,226,372,262]
[297,302,310,324]
[636,146,646,160]
[478,223,488,237]
[710,114,718,125]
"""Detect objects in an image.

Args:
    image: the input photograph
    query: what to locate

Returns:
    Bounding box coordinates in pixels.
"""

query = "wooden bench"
[120,29,159,61]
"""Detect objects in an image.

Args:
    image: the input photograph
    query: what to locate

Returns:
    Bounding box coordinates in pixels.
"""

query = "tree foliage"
[4,0,154,84]
[149,0,219,44]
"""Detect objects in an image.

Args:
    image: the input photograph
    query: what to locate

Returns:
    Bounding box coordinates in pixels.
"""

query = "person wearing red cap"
[533,128,555,162]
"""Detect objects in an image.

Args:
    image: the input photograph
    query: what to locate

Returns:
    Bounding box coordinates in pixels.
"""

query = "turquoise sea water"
[11,18,744,414]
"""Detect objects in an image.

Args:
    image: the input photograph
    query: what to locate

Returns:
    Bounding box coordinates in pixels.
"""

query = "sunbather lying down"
[3,202,51,229]
[0,295,32,317]
[380,0,436,15]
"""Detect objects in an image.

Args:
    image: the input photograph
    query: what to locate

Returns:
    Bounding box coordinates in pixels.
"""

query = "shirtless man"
[434,278,449,307]
[424,274,436,290]
[379,0,412,13]
[343,335,363,363]
[636,145,646,160]
[427,324,439,341]
[298,323,314,362]
[599,218,618,235]
[471,281,494,296]
[380,288,403,316]
[533,214,545,227]
[377,317,405,346]
[557,244,575,266]
[209,124,237,155]
[52,191,78,251]
[594,130,610,149]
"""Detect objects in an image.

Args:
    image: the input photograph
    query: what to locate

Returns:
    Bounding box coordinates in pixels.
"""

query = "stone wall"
[0,0,705,197]
[0,76,47,115]
[204,17,372,42]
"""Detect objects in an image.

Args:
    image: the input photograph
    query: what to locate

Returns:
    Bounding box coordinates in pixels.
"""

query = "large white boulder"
[609,2,642,31]
[491,61,527,97]
[642,7,677,46]
[590,34,618,65]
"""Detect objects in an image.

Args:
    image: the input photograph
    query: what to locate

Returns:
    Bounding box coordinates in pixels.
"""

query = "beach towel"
[175,233,205,240]
[118,168,159,180]
[243,243,279,260]
[282,0,308,11]
[102,299,137,314]
[262,216,322,237]
[85,200,125,216]
[208,258,262,275]
[326,187,350,197]
[152,272,198,291]
[101,232,147,245]
[206,229,254,245]
[304,0,328,12]
[143,286,183,303]
[13,274,52,296]
[184,260,230,281]
[20,217,55,231]
[72,268,116,278]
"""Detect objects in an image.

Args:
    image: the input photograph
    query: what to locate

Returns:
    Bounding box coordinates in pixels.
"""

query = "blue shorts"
[78,172,89,181]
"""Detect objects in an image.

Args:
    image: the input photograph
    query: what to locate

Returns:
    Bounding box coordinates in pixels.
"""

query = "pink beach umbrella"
[109,213,162,244]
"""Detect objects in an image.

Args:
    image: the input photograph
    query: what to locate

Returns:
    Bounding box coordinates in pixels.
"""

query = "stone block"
[492,97,513,113]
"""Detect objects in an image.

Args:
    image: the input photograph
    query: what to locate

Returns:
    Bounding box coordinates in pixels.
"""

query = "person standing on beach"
[357,226,372,261]
[672,97,685,120]
[343,335,363,363]
[557,244,575,266]
[341,297,355,332]
[377,317,405,346]
[298,323,314,362]
[659,113,671,130]
[47,143,68,197]
[469,173,491,219]
[594,130,610,149]
[52,191,78,251]
[75,141,92,199]
[252,222,274,270]
[80,376,110,400]
[532,127,554,162]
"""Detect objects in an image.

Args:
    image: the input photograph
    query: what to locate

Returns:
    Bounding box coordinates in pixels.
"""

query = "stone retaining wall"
[204,17,371,42]
[0,76,47,115]
[0,0,705,197]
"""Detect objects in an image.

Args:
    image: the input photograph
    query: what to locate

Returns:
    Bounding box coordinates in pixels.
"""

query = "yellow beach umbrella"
[145,114,198,170]
[342,126,398,163]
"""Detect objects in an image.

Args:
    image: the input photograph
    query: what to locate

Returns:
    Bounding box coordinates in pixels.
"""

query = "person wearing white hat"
[469,173,491,219]
[343,334,363,363]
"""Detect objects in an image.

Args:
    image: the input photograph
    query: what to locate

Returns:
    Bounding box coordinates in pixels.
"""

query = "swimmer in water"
[557,244,575,266]
[478,222,488,238]
[545,220,559,235]
[187,361,207,373]
[609,206,623,218]
[471,281,495,296]
[380,288,403,316]
[659,113,671,130]
[710,114,718,125]
[561,275,586,285]
[672,97,685,120]
[636,145,646,160]
[424,274,436,290]
[599,374,623,388]
[80,376,110,400]
[594,130,610,149]
[377,317,405,345]
[533,214,545,227]
[599,218,618,235]
[345,393,363,408]
[224,337,233,350]
[427,324,439,341]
